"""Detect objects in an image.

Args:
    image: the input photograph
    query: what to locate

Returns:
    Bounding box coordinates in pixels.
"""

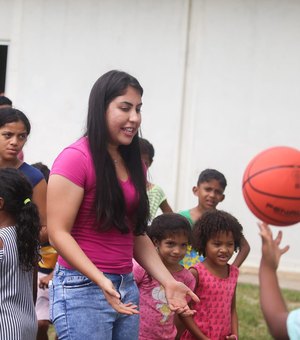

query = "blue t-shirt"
[287,308,300,339]
[19,162,44,187]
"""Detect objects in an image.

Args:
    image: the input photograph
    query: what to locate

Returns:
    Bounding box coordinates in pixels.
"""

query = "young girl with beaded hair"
[47,70,198,340]
[0,168,41,340]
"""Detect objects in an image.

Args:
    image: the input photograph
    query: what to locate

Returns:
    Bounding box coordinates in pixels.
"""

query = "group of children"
[0,90,298,340]
[137,137,299,340]
[137,137,247,339]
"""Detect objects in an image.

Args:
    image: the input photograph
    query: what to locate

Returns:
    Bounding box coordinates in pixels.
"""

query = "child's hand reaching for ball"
[258,222,290,270]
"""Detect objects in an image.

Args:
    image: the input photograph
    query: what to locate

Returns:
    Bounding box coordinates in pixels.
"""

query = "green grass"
[237,283,300,339]
[48,283,300,339]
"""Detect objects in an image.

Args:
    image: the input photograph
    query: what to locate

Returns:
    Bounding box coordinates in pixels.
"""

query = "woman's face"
[106,86,142,147]
[0,121,28,162]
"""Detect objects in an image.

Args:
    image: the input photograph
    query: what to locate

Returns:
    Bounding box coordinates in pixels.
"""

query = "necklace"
[109,152,122,165]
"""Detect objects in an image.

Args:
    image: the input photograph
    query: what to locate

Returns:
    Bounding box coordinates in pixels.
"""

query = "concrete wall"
[1,0,299,271]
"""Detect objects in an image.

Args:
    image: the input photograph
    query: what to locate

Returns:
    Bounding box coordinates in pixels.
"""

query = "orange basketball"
[242,146,300,226]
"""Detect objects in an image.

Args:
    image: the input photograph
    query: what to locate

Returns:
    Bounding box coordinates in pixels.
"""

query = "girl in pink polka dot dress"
[180,210,244,340]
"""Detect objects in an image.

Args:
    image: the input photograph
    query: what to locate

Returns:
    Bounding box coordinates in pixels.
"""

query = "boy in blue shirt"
[179,169,250,268]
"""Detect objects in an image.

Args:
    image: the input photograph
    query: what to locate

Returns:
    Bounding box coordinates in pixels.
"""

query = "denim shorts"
[49,264,140,340]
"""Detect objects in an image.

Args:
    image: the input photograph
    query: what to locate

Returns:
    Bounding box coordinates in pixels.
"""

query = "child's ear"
[220,194,225,202]
[192,186,198,196]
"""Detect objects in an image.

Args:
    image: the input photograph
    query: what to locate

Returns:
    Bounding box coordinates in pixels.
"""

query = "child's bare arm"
[159,199,173,214]
[179,315,210,340]
[226,289,238,339]
[178,267,209,339]
[38,270,54,289]
[258,222,289,339]
[232,234,250,267]
[174,314,185,340]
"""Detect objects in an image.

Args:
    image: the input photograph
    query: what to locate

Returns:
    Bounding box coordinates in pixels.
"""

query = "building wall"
[0,0,299,271]
[178,0,300,270]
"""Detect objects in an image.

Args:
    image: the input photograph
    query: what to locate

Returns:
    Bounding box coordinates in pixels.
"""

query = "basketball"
[242,146,300,226]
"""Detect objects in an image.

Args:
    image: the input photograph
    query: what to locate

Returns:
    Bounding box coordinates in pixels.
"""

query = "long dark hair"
[0,107,31,133]
[0,168,40,271]
[85,70,149,235]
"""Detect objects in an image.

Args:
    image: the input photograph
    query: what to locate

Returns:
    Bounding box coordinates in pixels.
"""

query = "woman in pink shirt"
[47,70,197,340]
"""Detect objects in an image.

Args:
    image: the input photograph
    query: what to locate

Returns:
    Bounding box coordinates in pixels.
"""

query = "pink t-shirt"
[51,137,139,274]
[133,260,196,340]
[181,262,239,340]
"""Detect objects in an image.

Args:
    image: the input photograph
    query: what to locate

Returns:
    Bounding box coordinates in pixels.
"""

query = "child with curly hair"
[180,210,244,340]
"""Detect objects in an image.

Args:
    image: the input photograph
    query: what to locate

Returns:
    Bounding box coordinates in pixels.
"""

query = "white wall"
[0,0,299,272]
[2,0,189,188]
[175,0,300,271]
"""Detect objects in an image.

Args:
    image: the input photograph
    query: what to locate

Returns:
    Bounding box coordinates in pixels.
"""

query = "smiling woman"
[47,70,198,340]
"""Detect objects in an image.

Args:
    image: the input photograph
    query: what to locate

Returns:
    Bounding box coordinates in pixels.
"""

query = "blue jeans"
[49,264,139,340]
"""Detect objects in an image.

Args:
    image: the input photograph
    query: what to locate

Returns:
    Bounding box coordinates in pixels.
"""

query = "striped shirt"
[0,226,38,340]
[147,184,166,222]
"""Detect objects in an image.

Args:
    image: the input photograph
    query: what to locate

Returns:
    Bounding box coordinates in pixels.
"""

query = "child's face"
[205,231,235,267]
[193,179,225,211]
[141,153,152,169]
[0,121,28,162]
[155,233,189,270]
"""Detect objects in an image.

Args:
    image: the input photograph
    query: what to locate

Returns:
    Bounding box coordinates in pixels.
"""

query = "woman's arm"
[258,222,289,339]
[47,174,138,315]
[232,235,250,268]
[134,234,199,313]
[32,179,48,243]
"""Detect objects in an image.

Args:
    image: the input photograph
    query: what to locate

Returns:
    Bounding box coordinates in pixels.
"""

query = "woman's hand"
[164,280,199,315]
[99,276,139,315]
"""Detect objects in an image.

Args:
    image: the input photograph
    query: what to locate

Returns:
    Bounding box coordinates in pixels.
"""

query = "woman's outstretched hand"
[165,280,199,316]
[99,276,139,315]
